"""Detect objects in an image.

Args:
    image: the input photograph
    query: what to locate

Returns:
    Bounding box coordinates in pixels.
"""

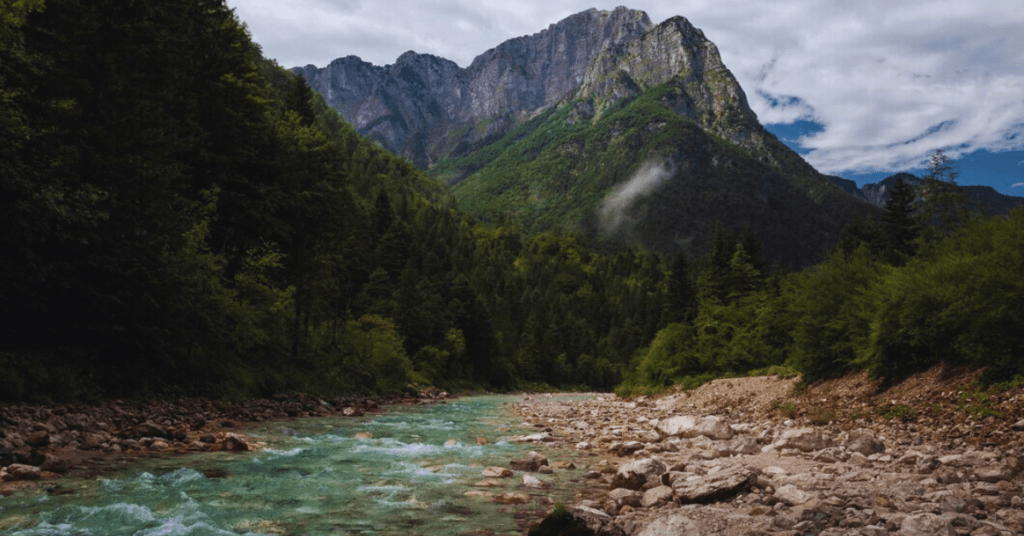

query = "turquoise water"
[0,396,586,535]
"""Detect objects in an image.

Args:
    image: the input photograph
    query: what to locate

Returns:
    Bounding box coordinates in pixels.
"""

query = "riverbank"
[511,366,1024,535]
[0,388,454,490]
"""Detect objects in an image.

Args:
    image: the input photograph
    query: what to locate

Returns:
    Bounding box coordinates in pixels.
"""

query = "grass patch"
[876,403,917,422]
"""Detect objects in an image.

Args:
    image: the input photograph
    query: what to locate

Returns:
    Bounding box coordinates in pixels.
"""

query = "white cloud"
[1013,182,1024,188]
[227,0,1024,178]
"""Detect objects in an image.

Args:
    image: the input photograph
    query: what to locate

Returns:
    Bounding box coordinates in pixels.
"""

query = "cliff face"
[295,7,661,167]
[294,7,796,171]
[294,7,876,266]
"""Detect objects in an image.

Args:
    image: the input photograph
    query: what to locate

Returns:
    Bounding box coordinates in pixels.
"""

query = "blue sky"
[227,0,1024,196]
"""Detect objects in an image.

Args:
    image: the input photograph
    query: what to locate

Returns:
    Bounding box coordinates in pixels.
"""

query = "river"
[0,395,589,535]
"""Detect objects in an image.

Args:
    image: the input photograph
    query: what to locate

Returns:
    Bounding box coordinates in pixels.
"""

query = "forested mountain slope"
[297,8,876,267]
[0,0,668,400]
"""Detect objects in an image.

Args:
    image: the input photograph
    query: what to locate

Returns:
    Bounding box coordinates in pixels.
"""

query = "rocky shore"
[0,388,452,487]
[509,370,1024,536]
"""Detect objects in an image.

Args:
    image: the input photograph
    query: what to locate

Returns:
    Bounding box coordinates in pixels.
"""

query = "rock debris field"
[507,370,1024,536]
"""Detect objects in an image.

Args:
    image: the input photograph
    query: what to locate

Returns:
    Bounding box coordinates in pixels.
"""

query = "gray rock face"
[295,7,763,169]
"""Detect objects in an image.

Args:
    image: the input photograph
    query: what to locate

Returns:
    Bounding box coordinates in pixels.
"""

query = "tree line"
[619,151,1024,395]
[0,0,668,401]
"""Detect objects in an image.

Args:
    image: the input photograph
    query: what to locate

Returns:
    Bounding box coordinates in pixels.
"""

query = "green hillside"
[432,81,874,268]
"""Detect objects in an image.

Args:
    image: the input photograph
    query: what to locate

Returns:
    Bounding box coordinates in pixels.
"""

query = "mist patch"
[597,160,671,235]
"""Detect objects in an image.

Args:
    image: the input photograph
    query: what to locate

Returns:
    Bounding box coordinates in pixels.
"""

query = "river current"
[0,395,588,535]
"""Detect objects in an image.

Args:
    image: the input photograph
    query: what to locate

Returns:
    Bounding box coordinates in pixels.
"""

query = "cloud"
[1013,182,1024,188]
[598,160,671,235]
[228,0,1024,178]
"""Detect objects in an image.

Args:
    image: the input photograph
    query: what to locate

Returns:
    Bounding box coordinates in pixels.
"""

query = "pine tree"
[881,175,919,264]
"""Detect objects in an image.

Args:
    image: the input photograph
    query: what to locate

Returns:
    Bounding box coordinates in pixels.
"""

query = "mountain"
[296,7,877,267]
[855,173,1024,215]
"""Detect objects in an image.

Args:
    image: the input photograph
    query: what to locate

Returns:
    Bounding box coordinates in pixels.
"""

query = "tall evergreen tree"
[663,251,698,324]
[882,175,919,264]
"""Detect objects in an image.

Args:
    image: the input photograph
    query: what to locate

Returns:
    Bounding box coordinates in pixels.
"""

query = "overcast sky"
[226,0,1024,193]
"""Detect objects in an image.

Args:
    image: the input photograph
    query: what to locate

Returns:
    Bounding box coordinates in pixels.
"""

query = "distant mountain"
[296,7,879,267]
[850,172,1024,215]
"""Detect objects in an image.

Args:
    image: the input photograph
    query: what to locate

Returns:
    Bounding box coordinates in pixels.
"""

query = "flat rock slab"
[672,465,757,504]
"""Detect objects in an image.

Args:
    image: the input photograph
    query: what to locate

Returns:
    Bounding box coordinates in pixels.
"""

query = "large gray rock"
[655,415,698,438]
[656,416,733,440]
[611,457,667,490]
[695,416,734,440]
[671,465,757,503]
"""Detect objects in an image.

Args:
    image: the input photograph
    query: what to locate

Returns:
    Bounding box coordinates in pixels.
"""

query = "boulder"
[695,416,733,440]
[655,415,698,439]
[611,457,667,491]
[672,465,757,503]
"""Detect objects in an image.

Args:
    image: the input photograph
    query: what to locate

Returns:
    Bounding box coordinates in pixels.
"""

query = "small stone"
[473,479,502,488]
[444,439,460,447]
[774,484,816,505]
[608,487,642,508]
[521,474,549,489]
[354,432,373,439]
[482,466,513,478]
[26,430,49,448]
[475,437,488,445]
[220,434,248,452]
[3,464,40,481]
[493,492,530,504]
[39,454,69,474]
[149,440,169,451]
[641,485,674,508]
[134,421,167,438]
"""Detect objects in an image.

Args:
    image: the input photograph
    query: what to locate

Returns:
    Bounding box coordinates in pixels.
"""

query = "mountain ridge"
[294,7,880,266]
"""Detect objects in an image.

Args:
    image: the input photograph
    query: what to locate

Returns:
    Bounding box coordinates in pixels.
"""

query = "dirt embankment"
[511,366,1024,536]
